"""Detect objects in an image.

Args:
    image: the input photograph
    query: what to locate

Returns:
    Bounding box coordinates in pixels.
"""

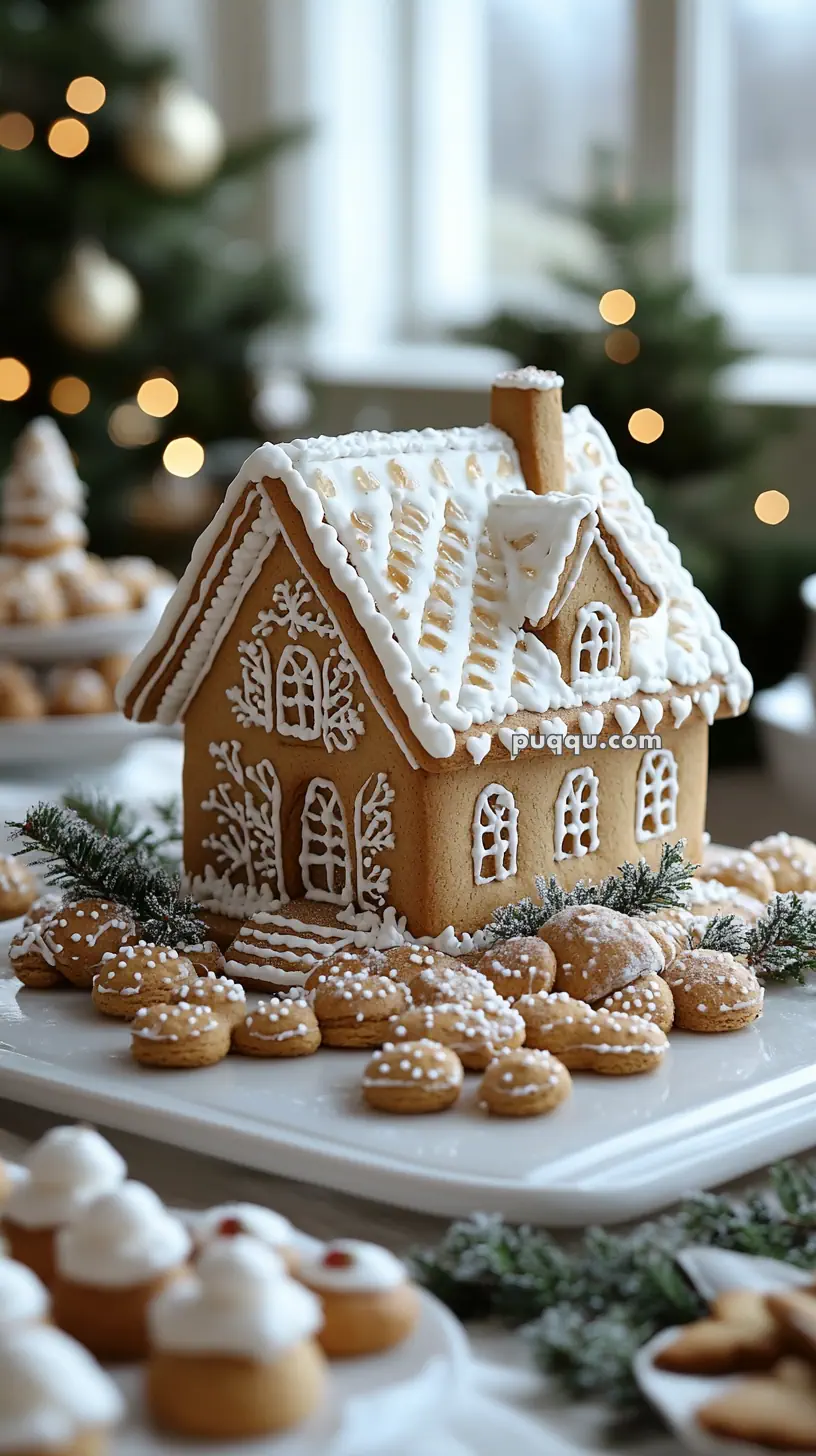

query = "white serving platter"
[2,948,816,1227]
[0,586,173,664]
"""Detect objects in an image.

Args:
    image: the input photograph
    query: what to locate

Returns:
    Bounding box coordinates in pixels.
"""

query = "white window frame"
[472,783,519,885]
[276,644,323,741]
[635,748,679,843]
[554,766,600,862]
[300,777,353,904]
[571,602,621,682]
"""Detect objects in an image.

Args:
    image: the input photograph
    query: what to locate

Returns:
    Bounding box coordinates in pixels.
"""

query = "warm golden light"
[0,358,31,401]
[0,112,34,150]
[754,489,790,525]
[66,76,106,114]
[163,436,205,477]
[137,376,179,418]
[599,289,636,325]
[108,402,160,448]
[628,407,664,444]
[50,375,91,415]
[48,118,90,158]
[604,328,640,364]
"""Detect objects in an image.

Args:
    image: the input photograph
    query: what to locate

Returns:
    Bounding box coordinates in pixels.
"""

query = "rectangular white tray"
[2,949,816,1227]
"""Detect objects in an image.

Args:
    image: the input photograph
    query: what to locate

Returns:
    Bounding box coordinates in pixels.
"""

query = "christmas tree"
[0,0,301,542]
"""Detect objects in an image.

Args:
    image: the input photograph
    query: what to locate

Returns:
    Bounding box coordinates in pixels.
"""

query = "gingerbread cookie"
[0,660,46,718]
[23,890,62,926]
[667,949,763,1033]
[750,832,816,894]
[766,1289,816,1361]
[9,914,66,988]
[476,936,557,1000]
[362,1040,464,1113]
[0,854,37,920]
[47,899,136,987]
[698,843,776,904]
[0,1323,124,1452]
[410,964,496,1009]
[376,945,458,987]
[594,973,675,1034]
[655,1288,785,1373]
[169,971,246,1028]
[303,951,374,993]
[313,974,410,1048]
[92,942,195,1019]
[300,1239,419,1358]
[95,651,133,694]
[47,665,115,716]
[697,1368,816,1450]
[108,555,172,608]
[176,939,226,979]
[131,1003,232,1068]
[518,992,668,1074]
[685,876,765,924]
[478,1048,571,1118]
[538,905,665,1002]
[62,571,130,618]
[232,997,321,1058]
[391,1000,525,1071]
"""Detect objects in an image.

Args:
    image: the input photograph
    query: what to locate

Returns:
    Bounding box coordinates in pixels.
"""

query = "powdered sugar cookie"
[377,945,459,987]
[478,1048,572,1117]
[0,660,46,718]
[48,899,136,987]
[169,971,246,1028]
[594,973,675,1034]
[0,854,36,920]
[62,571,130,618]
[47,665,115,716]
[9,914,66,988]
[391,1000,525,1071]
[518,991,668,1074]
[750,832,816,893]
[0,1323,124,1453]
[362,1040,464,1113]
[300,1239,419,1357]
[538,904,665,1001]
[476,936,557,1000]
[410,964,496,1009]
[193,1203,299,1273]
[303,950,373,993]
[667,948,763,1033]
[685,876,765,923]
[314,974,410,1048]
[232,997,321,1058]
[176,939,226,979]
[92,943,195,1020]
[0,564,65,624]
[698,843,775,904]
[108,555,172,608]
[131,1003,231,1068]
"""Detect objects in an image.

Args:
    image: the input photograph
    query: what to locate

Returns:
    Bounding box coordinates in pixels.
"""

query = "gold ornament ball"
[50,242,141,350]
[124,80,225,191]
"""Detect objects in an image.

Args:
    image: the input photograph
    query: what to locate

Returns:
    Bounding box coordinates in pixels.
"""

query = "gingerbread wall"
[539,542,634,680]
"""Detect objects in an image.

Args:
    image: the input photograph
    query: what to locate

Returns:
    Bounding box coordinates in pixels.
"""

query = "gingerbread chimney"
[490,366,565,496]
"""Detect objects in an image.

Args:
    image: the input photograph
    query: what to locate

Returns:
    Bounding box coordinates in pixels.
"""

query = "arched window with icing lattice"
[571,601,620,681]
[300,778,353,904]
[554,766,600,861]
[472,783,518,885]
[276,644,322,740]
[635,749,678,842]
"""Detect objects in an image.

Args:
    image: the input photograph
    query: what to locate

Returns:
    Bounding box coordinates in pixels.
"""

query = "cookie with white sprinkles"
[313,974,409,1049]
[667,949,763,1033]
[91,943,195,1020]
[538,904,665,1002]
[478,1048,571,1117]
[131,1002,231,1068]
[232,997,320,1058]
[390,1000,525,1071]
[47,898,136,987]
[362,1040,464,1113]
[476,936,557,1000]
[594,972,675,1034]
[518,991,669,1075]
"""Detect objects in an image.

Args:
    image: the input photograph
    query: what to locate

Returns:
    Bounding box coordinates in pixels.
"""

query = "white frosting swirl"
[0,1324,123,1451]
[149,1235,322,1357]
[0,1257,49,1325]
[4,1126,126,1230]
[299,1239,407,1293]
[56,1181,190,1289]
[194,1202,295,1253]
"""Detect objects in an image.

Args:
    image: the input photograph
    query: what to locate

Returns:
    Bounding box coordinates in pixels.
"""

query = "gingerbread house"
[119,369,752,959]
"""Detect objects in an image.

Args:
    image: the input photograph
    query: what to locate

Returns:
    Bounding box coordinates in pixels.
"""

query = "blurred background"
[1,0,815,795]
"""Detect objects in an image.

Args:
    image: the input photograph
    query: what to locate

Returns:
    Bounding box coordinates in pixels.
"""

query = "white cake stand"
[0,585,172,663]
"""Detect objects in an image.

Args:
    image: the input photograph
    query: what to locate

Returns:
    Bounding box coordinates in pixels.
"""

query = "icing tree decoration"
[472,784,518,886]
[276,644,322,740]
[354,773,396,911]
[322,649,365,753]
[635,749,678,843]
[226,636,274,731]
[571,602,620,680]
[202,741,287,902]
[554,766,599,862]
[258,577,336,642]
[300,778,353,904]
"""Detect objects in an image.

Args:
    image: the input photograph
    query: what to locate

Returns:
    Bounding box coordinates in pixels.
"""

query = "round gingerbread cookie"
[176,941,227,979]
[750,833,816,894]
[594,973,675,1034]
[391,1000,525,1071]
[666,949,764,1033]
[314,975,410,1049]
[698,844,775,905]
[23,891,62,927]
[9,915,66,989]
[475,937,557,1000]
[92,943,195,1020]
[232,997,321,1058]
[410,964,495,1009]
[376,946,458,987]
[0,855,37,921]
[362,1040,463,1114]
[0,661,46,718]
[538,904,665,1002]
[47,899,137,987]
[518,991,668,1075]
[131,1003,231,1068]
[684,878,765,924]
[478,1048,572,1118]
[303,951,373,994]
[47,666,114,716]
[169,972,246,1029]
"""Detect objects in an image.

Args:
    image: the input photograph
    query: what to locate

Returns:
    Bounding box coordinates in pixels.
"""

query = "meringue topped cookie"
[193,1202,299,1272]
[0,1255,50,1327]
[0,1323,123,1455]
[299,1239,420,1357]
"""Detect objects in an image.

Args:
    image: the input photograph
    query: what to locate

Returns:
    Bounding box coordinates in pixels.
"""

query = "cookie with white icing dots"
[313,974,410,1049]
[667,949,764,1033]
[168,971,246,1028]
[0,1323,124,1454]
[9,913,66,988]
[594,972,675,1034]
[538,904,665,1001]
[130,1003,231,1069]
[0,853,36,920]
[232,997,321,1058]
[176,939,226,979]
[23,890,62,926]
[362,1040,464,1113]
[390,1000,525,1071]
[92,942,195,1020]
[478,1048,572,1118]
[303,950,373,993]
[697,843,776,904]
[750,833,816,894]
[376,944,459,987]
[476,936,557,1000]
[47,899,136,988]
[193,1202,300,1274]
[518,991,669,1075]
[299,1238,419,1358]
[410,963,496,1009]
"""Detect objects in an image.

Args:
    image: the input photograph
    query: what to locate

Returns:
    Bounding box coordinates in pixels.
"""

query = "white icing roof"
[120,405,751,760]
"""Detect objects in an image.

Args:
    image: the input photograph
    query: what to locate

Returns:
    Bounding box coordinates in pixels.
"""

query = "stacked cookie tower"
[0,1123,423,1447]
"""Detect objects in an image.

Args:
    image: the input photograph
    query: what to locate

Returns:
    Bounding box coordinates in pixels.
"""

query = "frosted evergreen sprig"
[695,895,816,985]
[62,789,182,870]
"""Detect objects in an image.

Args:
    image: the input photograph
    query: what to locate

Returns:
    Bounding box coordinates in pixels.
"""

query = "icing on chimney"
[490,366,565,496]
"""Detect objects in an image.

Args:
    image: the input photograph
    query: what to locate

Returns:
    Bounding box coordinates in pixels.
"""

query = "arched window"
[300,778,353,904]
[571,602,620,681]
[472,783,518,885]
[276,644,322,740]
[635,749,678,842]
[554,766,600,861]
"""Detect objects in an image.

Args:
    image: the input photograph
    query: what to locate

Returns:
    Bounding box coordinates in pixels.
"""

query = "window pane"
[731,0,816,274]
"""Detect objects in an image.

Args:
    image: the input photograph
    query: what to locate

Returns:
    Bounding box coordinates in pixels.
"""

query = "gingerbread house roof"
[119,404,752,760]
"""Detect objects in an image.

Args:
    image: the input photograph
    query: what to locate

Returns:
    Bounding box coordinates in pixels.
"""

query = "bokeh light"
[50,376,90,414]
[66,76,106,114]
[628,408,664,443]
[0,112,34,150]
[754,490,790,525]
[599,289,636,325]
[0,358,31,401]
[108,402,160,447]
[48,118,89,157]
[137,376,179,418]
[163,436,205,477]
[604,329,640,364]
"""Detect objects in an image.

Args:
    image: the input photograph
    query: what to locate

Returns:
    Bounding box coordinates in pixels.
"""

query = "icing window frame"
[472,782,519,886]
[300,777,354,905]
[635,748,679,843]
[554,765,600,862]
[276,643,323,741]
[570,601,621,681]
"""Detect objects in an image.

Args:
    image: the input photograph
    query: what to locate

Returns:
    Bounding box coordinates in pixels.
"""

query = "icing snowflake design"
[354,773,395,910]
[258,578,337,642]
[226,637,275,731]
[201,741,287,901]
[322,650,365,752]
